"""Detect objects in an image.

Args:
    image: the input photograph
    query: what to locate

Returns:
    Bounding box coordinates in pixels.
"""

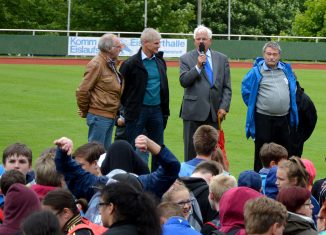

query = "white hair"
[262,41,282,54]
[194,25,212,39]
[98,33,117,52]
[140,28,161,44]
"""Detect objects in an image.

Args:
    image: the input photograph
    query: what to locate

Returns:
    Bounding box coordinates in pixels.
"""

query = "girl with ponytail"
[99,182,161,235]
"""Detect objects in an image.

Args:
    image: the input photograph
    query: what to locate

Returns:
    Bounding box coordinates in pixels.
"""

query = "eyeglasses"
[96,202,110,210]
[303,201,313,207]
[176,199,194,207]
[112,45,124,49]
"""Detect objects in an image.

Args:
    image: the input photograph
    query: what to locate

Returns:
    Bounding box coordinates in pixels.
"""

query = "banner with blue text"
[68,37,187,57]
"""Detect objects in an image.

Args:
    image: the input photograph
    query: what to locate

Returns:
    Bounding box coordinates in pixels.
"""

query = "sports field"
[0,59,325,178]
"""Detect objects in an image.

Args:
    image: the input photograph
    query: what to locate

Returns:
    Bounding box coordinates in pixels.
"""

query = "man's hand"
[117,116,125,126]
[197,53,206,69]
[135,135,161,155]
[53,137,74,155]
[135,135,149,152]
[77,108,86,118]
[217,109,227,121]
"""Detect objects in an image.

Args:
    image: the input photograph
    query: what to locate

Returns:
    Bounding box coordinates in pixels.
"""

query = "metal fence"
[1,29,326,61]
[1,29,326,42]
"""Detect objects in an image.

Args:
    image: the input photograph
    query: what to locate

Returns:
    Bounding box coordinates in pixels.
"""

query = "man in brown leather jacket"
[76,33,124,151]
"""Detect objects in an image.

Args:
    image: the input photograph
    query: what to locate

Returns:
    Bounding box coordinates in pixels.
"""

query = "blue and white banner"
[68,36,187,57]
[68,37,99,55]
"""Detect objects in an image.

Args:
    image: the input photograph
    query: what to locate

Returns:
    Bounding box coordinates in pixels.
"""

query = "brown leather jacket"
[76,52,124,119]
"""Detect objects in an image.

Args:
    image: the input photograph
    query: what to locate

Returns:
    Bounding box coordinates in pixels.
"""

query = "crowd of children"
[0,124,325,235]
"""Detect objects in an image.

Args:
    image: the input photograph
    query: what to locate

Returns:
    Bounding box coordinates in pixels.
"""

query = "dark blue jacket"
[265,166,278,199]
[119,48,170,121]
[55,145,180,201]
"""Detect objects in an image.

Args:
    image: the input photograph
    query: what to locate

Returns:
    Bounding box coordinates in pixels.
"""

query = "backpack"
[204,218,220,230]
[67,217,107,235]
[260,173,267,195]
[188,183,210,230]
[188,191,204,230]
[211,227,240,235]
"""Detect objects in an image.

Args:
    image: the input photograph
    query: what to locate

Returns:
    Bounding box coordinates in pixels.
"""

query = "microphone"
[199,42,205,66]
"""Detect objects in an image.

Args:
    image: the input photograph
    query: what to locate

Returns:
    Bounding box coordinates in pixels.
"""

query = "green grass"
[0,64,325,179]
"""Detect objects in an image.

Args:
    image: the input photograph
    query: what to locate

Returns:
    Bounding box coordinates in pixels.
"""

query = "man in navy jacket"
[119,28,169,171]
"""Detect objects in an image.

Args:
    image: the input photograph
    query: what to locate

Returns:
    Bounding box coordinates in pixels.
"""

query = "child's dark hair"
[193,125,219,155]
[42,189,79,215]
[73,142,105,163]
[76,198,89,214]
[101,182,161,235]
[3,143,32,165]
[259,142,288,167]
[21,210,61,235]
[0,169,26,195]
[193,160,223,176]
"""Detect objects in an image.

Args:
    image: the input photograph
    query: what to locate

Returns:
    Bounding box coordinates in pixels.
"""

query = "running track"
[0,57,326,70]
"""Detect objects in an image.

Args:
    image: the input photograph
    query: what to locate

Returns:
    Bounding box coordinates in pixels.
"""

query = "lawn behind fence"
[0,64,325,179]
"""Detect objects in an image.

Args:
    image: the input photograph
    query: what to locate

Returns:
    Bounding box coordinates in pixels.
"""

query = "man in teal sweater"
[119,28,170,170]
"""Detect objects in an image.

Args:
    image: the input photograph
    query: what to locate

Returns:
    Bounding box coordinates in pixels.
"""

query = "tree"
[201,0,304,36]
[0,0,67,30]
[0,0,310,37]
[261,0,303,35]
[201,0,263,35]
[292,0,326,36]
[34,0,67,30]
[71,0,144,32]
[71,0,195,33]
[147,0,195,33]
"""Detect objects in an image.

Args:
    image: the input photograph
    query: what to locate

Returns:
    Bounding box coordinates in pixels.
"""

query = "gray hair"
[262,41,282,54]
[140,28,161,44]
[98,33,117,52]
[194,25,212,39]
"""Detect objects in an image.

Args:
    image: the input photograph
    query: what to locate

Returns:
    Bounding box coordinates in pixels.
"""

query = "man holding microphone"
[179,25,232,161]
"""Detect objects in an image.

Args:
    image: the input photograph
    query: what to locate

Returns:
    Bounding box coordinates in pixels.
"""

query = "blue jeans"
[87,113,115,151]
[125,105,164,169]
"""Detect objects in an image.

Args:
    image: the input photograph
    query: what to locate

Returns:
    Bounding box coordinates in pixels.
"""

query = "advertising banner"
[68,36,187,57]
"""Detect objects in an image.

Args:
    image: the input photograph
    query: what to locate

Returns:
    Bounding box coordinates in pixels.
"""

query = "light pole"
[144,0,147,28]
[228,0,231,40]
[197,0,202,26]
[67,0,71,36]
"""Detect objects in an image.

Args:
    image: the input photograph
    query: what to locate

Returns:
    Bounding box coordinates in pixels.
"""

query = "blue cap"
[238,170,262,192]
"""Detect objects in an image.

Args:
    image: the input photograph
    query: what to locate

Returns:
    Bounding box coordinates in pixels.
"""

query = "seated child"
[0,143,35,206]
[258,142,288,194]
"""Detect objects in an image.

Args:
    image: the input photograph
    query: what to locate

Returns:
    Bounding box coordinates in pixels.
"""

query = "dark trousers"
[254,112,290,172]
[183,115,218,161]
[125,105,163,171]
